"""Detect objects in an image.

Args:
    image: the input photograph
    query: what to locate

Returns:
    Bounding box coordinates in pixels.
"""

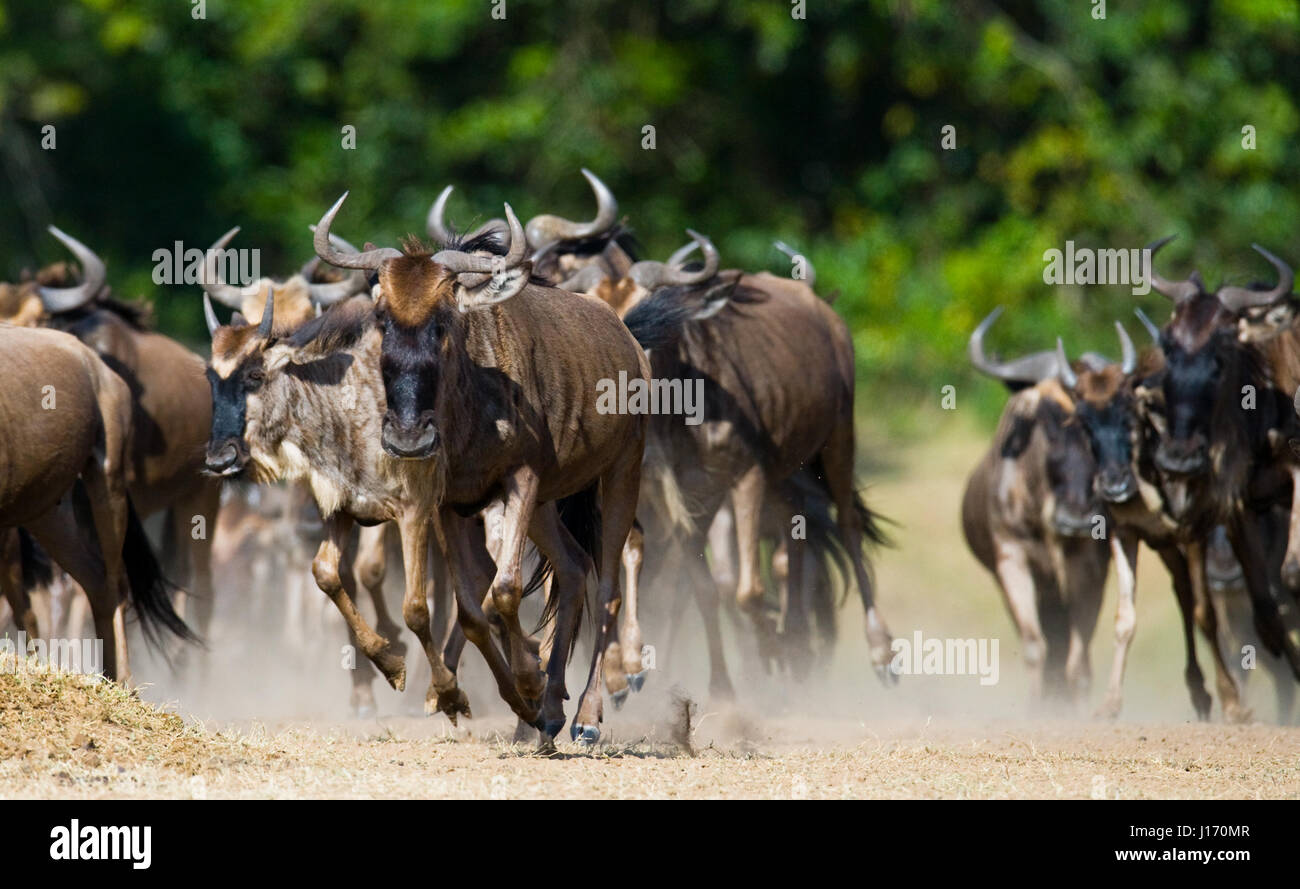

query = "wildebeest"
[313,194,658,742]
[962,308,1109,703]
[1142,237,1300,688]
[0,324,191,680]
[36,227,224,645]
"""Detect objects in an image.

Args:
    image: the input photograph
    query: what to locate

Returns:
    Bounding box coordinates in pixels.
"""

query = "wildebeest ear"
[455,261,532,313]
[1001,391,1041,459]
[691,279,736,320]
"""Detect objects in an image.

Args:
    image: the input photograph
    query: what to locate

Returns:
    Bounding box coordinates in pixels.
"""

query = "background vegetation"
[2,0,1298,426]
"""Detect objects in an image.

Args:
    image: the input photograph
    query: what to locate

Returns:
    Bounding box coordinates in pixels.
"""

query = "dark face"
[1039,404,1102,537]
[1155,335,1220,477]
[1075,393,1139,504]
[204,357,264,476]
[377,307,442,459]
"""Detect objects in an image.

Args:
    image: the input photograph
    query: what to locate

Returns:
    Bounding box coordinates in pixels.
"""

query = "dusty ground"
[4,414,1299,799]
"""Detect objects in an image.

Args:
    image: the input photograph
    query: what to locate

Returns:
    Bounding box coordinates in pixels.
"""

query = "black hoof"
[536,717,566,740]
[571,723,600,745]
[611,687,629,711]
[626,671,647,693]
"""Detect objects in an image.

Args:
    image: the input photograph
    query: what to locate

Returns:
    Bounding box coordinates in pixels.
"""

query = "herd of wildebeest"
[4,171,1300,740]
[0,171,890,743]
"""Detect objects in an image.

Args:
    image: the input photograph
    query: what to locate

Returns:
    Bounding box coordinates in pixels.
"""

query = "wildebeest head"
[1146,237,1291,482]
[202,227,368,330]
[970,308,1101,536]
[592,231,723,319]
[1231,245,1298,345]
[203,287,279,476]
[313,191,531,460]
[1054,324,1141,505]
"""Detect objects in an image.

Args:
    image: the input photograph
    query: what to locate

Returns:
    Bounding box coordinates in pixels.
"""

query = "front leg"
[396,511,468,722]
[483,467,547,703]
[311,513,406,691]
[1098,531,1139,718]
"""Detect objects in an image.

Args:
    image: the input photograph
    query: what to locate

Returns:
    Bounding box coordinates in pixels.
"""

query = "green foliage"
[1,0,1298,427]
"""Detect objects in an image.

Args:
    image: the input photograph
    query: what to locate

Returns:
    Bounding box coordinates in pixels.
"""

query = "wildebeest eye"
[246,367,265,389]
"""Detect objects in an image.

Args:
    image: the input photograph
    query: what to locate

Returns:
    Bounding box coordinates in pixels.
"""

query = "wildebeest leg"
[994,539,1046,701]
[394,511,467,722]
[1060,539,1105,710]
[1281,465,1300,594]
[311,513,406,691]
[355,522,407,654]
[528,502,592,739]
[437,509,540,725]
[1153,545,1213,719]
[0,529,39,640]
[821,421,893,681]
[24,500,125,681]
[732,466,781,672]
[1098,532,1140,718]
[1186,539,1250,722]
[619,521,648,691]
[1228,514,1300,681]
[573,451,642,743]
[481,468,547,705]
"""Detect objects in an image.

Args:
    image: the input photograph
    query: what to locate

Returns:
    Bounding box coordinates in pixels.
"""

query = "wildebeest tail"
[18,529,54,591]
[534,482,602,659]
[123,499,198,647]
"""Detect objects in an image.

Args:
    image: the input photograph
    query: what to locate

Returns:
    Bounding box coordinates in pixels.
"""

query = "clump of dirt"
[667,687,698,756]
[0,655,244,785]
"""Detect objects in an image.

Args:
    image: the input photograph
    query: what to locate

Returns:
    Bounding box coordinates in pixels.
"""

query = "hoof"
[536,716,566,741]
[353,704,376,720]
[611,686,630,711]
[376,653,407,692]
[626,670,647,693]
[434,687,473,725]
[571,722,601,745]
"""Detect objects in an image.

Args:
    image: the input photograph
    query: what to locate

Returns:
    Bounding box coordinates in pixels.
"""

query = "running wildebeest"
[962,308,1109,704]
[1141,237,1300,692]
[0,324,191,681]
[36,227,223,644]
[313,193,660,742]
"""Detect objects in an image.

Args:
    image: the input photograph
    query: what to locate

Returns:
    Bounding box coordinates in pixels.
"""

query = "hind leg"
[619,520,648,691]
[820,420,893,681]
[573,451,642,743]
[393,511,466,722]
[1187,539,1250,722]
[529,502,592,739]
[1156,546,1213,720]
[994,539,1047,701]
[1098,533,1138,718]
[731,466,782,674]
[0,529,39,640]
[356,522,407,653]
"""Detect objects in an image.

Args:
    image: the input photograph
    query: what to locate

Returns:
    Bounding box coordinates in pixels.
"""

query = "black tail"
[18,528,54,592]
[533,482,602,659]
[122,500,198,648]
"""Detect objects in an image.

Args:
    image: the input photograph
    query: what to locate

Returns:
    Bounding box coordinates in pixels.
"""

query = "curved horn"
[627,230,719,291]
[1115,320,1136,374]
[427,185,456,244]
[1056,338,1079,389]
[967,307,1062,384]
[256,285,275,338]
[203,292,221,336]
[432,204,527,276]
[1217,244,1295,313]
[302,225,368,305]
[774,240,816,287]
[667,239,699,268]
[313,193,402,270]
[1134,307,1162,344]
[1145,235,1202,302]
[557,264,609,293]
[202,227,252,308]
[39,226,107,313]
[524,168,618,247]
